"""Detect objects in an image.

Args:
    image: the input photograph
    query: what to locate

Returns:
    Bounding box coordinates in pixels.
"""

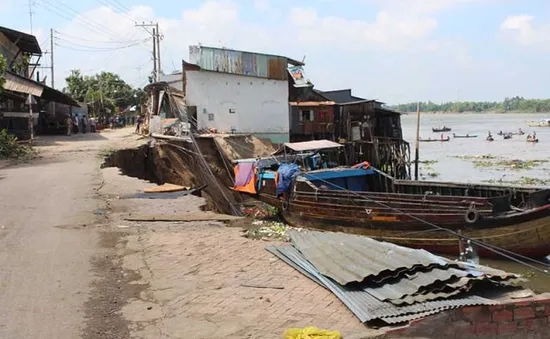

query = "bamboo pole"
[414,102,421,180]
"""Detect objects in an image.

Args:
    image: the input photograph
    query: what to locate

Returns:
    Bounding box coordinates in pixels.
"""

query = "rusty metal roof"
[188,45,303,81]
[289,230,450,285]
[267,244,501,323]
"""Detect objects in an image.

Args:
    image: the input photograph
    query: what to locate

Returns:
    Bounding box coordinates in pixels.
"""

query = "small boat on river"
[432,126,451,132]
[503,133,512,140]
[486,136,494,141]
[419,136,450,142]
[527,137,539,143]
[453,133,477,138]
[233,140,550,259]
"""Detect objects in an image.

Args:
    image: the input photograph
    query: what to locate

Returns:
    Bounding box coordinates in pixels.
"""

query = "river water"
[401,113,550,292]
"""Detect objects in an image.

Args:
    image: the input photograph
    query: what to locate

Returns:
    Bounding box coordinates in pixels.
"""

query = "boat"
[432,127,451,132]
[232,140,550,259]
[453,133,478,138]
[527,137,539,143]
[486,136,494,141]
[503,134,512,140]
[527,119,550,128]
[419,137,450,142]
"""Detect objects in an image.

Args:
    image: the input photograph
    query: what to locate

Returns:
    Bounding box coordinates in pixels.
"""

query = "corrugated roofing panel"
[269,245,499,323]
[189,46,288,80]
[289,230,449,285]
[282,140,344,152]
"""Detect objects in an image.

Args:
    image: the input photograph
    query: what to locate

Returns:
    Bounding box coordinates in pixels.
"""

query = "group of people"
[65,115,96,136]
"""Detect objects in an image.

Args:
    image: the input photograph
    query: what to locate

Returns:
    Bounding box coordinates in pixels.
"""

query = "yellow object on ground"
[143,183,189,193]
[284,326,342,339]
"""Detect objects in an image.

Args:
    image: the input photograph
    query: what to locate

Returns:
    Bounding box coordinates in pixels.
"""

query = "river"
[401,113,550,292]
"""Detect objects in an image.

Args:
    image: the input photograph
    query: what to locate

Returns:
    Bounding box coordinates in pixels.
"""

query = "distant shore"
[399,111,550,115]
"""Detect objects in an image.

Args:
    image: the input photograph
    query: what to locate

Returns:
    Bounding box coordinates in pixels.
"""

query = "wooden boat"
[527,137,539,143]
[419,137,450,142]
[233,140,550,259]
[503,134,512,140]
[486,136,494,141]
[453,133,478,138]
[432,127,451,132]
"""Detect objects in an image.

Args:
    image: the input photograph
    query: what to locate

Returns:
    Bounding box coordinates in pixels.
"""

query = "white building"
[160,46,306,143]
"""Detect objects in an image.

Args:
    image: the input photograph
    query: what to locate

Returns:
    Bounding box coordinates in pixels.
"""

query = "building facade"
[160,46,306,143]
[0,26,79,138]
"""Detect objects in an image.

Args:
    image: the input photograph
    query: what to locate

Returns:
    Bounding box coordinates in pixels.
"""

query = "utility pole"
[50,29,54,88]
[155,23,161,77]
[28,0,34,34]
[152,27,157,81]
[50,28,56,116]
[135,22,161,82]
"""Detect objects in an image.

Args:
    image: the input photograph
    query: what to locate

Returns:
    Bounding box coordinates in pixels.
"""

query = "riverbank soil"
[0,128,381,339]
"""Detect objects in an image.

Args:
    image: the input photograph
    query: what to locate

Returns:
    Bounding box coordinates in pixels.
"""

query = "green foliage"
[0,54,6,94]
[392,96,550,113]
[0,129,36,160]
[63,70,145,115]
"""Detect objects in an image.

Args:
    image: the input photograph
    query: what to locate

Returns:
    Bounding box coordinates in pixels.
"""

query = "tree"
[63,70,144,115]
[0,54,6,94]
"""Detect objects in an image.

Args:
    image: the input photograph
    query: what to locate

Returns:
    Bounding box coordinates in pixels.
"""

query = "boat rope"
[216,136,550,274]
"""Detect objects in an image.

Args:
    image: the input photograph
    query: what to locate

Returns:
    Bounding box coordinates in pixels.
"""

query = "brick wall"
[384,294,550,339]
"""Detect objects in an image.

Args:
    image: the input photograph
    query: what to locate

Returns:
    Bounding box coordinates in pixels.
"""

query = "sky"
[1,0,549,104]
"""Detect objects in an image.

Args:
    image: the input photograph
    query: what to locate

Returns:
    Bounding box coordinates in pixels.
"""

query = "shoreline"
[399,111,550,115]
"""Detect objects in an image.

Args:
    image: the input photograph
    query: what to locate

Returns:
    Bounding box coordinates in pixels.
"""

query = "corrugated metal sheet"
[276,140,343,153]
[188,46,289,80]
[289,230,450,285]
[4,71,43,96]
[268,244,499,323]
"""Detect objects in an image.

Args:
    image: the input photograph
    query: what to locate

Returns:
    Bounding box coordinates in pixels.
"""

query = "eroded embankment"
[101,135,276,214]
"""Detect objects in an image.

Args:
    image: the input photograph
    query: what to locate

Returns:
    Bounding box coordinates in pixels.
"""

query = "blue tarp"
[277,163,301,196]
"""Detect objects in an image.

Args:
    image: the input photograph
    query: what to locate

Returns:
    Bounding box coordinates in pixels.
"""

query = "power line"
[37,0,127,42]
[54,31,143,44]
[54,40,146,52]
[54,35,150,50]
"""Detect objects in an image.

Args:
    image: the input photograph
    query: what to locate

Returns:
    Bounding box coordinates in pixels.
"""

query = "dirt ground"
[0,128,382,339]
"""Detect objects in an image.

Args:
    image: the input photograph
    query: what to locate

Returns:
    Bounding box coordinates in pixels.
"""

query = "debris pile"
[267,230,524,326]
[245,220,290,240]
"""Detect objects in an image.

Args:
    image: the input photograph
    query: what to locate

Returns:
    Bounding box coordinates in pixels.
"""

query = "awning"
[4,72,43,97]
[3,71,80,107]
[273,139,343,155]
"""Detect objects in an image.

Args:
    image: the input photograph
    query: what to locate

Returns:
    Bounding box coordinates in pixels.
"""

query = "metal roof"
[289,230,449,285]
[267,244,500,323]
[273,140,343,155]
[188,45,303,80]
[315,89,365,104]
[0,26,42,54]
[4,71,80,106]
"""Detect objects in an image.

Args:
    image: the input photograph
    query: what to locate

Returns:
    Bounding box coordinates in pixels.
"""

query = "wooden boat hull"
[419,138,450,142]
[281,206,550,259]
[433,128,451,132]
[454,135,478,138]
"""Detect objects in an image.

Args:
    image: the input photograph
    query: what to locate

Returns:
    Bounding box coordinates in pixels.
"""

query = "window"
[208,113,214,121]
[299,109,313,122]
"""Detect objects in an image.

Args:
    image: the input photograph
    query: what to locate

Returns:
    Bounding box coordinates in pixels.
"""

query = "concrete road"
[0,130,138,339]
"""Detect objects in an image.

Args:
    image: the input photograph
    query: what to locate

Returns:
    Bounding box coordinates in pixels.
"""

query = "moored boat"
[419,136,450,142]
[453,133,478,138]
[233,140,550,259]
[432,126,451,132]
[527,137,539,143]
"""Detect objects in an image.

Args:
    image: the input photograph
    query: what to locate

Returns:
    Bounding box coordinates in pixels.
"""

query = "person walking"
[73,115,79,134]
[66,115,72,136]
[81,115,87,134]
[135,115,143,134]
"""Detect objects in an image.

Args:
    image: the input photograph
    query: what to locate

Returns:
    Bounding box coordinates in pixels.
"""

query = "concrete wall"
[384,294,550,339]
[184,71,289,143]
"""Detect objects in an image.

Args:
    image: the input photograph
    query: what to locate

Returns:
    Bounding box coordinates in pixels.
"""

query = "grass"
[0,130,37,161]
